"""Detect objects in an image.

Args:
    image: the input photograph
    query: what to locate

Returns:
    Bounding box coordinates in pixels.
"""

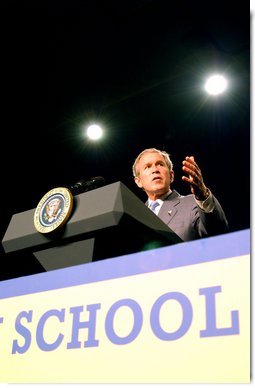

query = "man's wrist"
[195,187,210,201]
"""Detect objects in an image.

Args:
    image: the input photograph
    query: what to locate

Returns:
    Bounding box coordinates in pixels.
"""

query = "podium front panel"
[0,229,250,383]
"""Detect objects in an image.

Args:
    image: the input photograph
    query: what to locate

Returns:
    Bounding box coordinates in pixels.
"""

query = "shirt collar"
[148,189,172,206]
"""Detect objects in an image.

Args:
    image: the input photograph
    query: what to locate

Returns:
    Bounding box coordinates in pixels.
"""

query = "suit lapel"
[158,190,181,225]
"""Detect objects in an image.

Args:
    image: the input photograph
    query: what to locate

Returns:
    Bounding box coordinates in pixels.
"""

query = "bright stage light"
[204,74,228,95]
[86,124,103,140]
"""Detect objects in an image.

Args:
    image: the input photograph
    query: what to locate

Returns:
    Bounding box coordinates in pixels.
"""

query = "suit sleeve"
[193,194,229,237]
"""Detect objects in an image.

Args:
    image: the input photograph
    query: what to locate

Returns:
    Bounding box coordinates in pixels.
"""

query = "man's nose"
[152,164,159,173]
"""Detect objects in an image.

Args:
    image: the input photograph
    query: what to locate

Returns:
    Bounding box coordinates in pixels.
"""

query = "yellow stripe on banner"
[0,254,250,383]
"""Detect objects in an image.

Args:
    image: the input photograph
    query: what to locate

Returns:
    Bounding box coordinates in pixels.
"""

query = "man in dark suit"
[132,148,228,242]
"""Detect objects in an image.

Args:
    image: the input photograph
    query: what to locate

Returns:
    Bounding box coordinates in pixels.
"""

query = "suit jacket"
[148,190,229,242]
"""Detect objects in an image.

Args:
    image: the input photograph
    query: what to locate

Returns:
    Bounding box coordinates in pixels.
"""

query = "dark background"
[0,0,250,280]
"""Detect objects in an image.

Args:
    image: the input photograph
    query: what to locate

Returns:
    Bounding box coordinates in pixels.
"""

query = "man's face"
[134,152,174,199]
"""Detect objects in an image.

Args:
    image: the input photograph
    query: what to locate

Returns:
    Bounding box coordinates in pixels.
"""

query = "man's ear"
[134,176,143,188]
[170,170,174,184]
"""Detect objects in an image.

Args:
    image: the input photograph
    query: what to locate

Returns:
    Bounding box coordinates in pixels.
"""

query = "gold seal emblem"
[34,187,73,233]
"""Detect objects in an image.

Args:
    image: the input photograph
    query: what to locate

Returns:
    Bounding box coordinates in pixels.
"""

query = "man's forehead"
[139,152,164,163]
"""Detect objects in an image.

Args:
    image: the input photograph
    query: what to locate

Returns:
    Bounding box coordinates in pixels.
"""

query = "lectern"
[2,181,182,276]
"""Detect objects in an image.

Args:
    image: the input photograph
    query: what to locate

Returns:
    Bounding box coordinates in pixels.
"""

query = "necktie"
[149,200,160,214]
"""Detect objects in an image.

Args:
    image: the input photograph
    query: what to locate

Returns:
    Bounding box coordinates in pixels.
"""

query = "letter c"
[36,308,65,351]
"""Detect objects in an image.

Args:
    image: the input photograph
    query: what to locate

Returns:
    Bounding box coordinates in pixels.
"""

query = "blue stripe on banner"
[0,229,250,299]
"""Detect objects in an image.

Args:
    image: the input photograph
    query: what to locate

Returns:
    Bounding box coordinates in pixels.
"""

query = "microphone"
[69,176,106,195]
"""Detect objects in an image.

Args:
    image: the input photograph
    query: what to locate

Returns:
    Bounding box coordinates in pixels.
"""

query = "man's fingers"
[182,175,195,184]
[185,155,195,162]
[183,158,197,170]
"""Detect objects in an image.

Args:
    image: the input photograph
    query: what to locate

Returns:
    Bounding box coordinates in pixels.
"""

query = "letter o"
[105,299,143,345]
[150,292,193,340]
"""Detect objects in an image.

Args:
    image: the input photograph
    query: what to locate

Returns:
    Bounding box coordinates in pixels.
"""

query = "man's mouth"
[152,176,162,182]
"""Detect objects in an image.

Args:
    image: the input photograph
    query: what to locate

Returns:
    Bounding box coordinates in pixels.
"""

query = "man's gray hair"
[132,148,173,177]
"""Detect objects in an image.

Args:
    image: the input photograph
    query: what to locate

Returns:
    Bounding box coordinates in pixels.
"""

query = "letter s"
[12,310,33,354]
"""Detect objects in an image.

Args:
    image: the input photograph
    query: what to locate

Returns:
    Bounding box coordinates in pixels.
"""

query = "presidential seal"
[34,187,73,233]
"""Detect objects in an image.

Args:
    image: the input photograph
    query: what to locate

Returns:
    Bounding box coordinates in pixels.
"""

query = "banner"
[0,229,250,383]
